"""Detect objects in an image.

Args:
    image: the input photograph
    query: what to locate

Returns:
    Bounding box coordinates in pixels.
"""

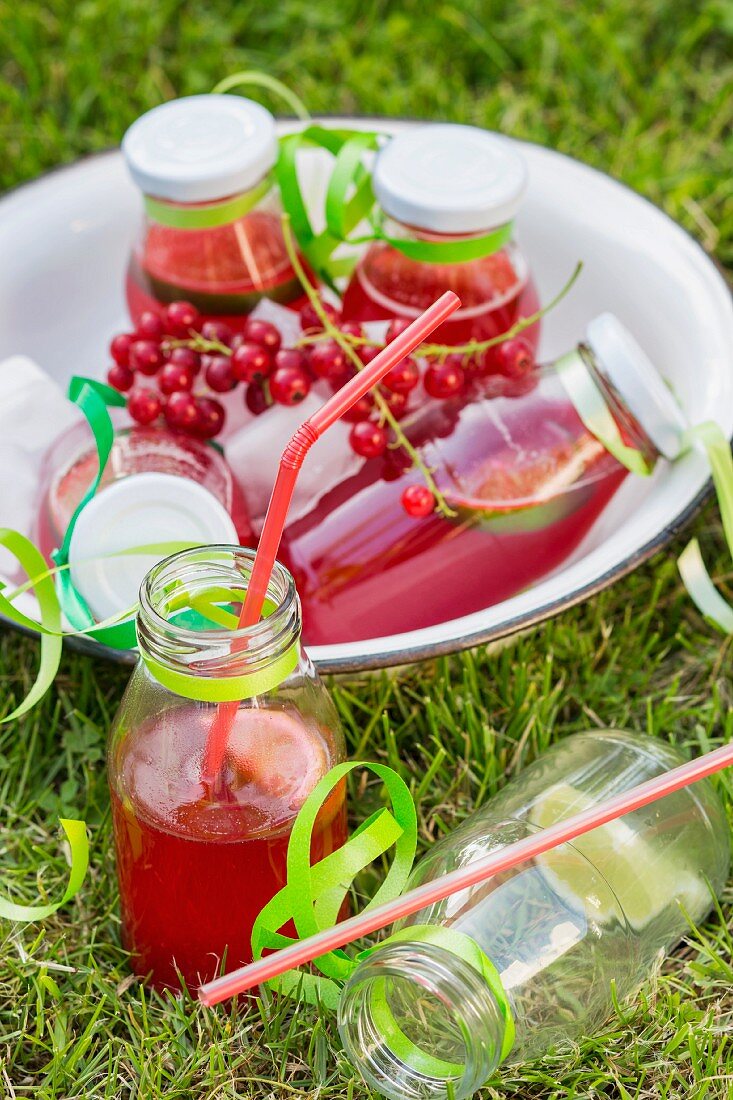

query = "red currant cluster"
[106,297,536,516]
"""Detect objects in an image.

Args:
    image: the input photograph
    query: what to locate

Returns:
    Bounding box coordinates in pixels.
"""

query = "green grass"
[1,1,733,1096]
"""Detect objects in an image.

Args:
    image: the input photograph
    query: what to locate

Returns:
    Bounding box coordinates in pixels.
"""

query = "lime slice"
[530,783,708,929]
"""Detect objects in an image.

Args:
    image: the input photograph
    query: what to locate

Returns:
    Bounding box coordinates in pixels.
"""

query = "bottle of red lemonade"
[122,95,307,331]
[281,315,688,645]
[108,545,347,989]
[340,123,539,352]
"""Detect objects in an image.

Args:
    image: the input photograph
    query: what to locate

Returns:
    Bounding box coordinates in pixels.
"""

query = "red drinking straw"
[201,290,461,781]
[198,738,733,1005]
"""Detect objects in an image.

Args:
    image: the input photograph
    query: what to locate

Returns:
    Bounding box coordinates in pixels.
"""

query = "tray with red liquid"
[0,118,732,672]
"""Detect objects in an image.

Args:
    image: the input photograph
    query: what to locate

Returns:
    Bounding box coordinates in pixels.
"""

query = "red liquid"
[126,209,308,330]
[341,239,541,348]
[280,387,628,645]
[110,705,346,989]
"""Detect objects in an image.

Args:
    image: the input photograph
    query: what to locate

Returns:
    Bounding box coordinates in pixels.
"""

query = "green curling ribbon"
[0,528,63,723]
[362,925,515,1076]
[0,818,88,922]
[277,124,515,288]
[555,350,733,635]
[251,761,418,1009]
[144,175,273,230]
[212,70,311,121]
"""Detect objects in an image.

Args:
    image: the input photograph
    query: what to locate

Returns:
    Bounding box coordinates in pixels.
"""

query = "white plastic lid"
[68,473,238,622]
[585,313,688,460]
[122,94,278,203]
[373,124,527,234]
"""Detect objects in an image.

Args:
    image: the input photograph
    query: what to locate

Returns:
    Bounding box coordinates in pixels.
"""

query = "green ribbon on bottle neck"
[555,348,733,634]
[143,174,274,230]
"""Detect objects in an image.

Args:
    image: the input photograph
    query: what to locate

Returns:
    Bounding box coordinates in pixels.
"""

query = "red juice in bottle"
[122,95,308,331]
[110,706,346,989]
[341,125,540,350]
[280,316,680,645]
[108,548,348,989]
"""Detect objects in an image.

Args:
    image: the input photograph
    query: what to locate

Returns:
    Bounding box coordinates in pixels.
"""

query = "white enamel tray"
[1,118,732,673]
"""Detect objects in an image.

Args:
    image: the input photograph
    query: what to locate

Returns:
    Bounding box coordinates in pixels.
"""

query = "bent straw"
[199,738,733,1005]
[201,290,461,781]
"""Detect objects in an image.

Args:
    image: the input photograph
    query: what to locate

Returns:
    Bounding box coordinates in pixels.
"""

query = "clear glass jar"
[122,95,307,331]
[108,546,346,989]
[281,314,685,645]
[340,124,540,350]
[35,422,254,559]
[339,731,730,1099]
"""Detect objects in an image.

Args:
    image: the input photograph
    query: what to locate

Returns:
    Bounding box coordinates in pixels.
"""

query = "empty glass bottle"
[338,730,730,1099]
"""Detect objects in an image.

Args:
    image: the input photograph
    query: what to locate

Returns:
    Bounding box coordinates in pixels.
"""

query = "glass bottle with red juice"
[122,95,307,332]
[108,545,347,989]
[280,315,687,645]
[340,123,540,353]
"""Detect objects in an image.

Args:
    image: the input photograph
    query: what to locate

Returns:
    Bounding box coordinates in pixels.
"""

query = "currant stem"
[280,215,457,518]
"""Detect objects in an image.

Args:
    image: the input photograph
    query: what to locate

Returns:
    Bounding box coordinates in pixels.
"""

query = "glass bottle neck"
[136,545,301,682]
[381,213,511,244]
[338,940,507,1100]
[578,344,660,462]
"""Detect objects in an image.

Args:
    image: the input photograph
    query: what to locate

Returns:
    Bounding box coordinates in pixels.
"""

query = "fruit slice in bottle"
[531,783,709,929]
[225,707,329,807]
[446,432,610,534]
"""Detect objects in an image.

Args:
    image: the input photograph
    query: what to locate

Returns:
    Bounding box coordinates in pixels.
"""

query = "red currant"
[165,300,200,337]
[201,320,233,347]
[245,382,270,416]
[273,348,307,374]
[339,320,363,339]
[194,397,226,439]
[309,341,347,382]
[342,394,375,423]
[110,332,135,367]
[401,484,435,517]
[244,318,282,355]
[269,364,312,406]
[357,344,382,366]
[424,360,465,399]
[349,420,388,459]
[300,298,340,332]
[494,337,534,378]
[204,354,237,393]
[159,361,195,395]
[169,346,201,375]
[136,310,165,341]
[127,388,161,425]
[232,342,271,383]
[384,390,408,418]
[383,355,419,395]
[164,391,199,431]
[130,339,166,376]
[385,317,412,343]
[107,363,134,393]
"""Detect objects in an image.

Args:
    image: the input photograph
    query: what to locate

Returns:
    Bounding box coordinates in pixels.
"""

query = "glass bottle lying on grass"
[278,314,687,644]
[108,546,347,989]
[338,730,731,1100]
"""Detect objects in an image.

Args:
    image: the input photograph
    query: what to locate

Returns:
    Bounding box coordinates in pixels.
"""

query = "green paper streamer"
[212,71,311,121]
[0,819,88,922]
[251,760,418,1007]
